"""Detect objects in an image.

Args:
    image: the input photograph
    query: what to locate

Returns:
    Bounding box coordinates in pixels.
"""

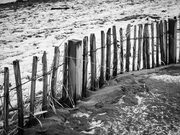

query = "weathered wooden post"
[62,43,68,99]
[68,39,82,105]
[112,26,118,77]
[151,23,155,68]
[90,34,97,91]
[42,51,48,115]
[143,23,150,69]
[179,17,180,62]
[156,21,160,67]
[168,18,176,64]
[137,24,143,70]
[163,20,168,65]
[159,20,166,65]
[3,67,9,135]
[119,28,124,73]
[51,47,60,99]
[82,37,88,97]
[99,31,105,88]
[132,25,137,71]
[13,60,24,135]
[126,24,131,72]
[106,28,111,80]
[30,56,38,120]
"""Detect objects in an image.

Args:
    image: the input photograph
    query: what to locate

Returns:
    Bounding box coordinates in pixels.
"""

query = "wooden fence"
[1,16,180,135]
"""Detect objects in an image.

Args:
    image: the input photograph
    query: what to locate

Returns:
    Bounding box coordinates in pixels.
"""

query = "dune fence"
[1,16,180,135]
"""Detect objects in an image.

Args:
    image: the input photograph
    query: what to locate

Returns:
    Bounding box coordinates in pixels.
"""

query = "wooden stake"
[168,19,176,64]
[13,60,24,135]
[30,56,38,119]
[90,34,97,91]
[126,24,131,72]
[132,25,137,71]
[163,20,168,65]
[137,24,143,70]
[82,37,88,97]
[174,17,177,63]
[42,52,48,114]
[151,23,155,68]
[99,31,105,88]
[159,20,166,65]
[51,47,60,99]
[68,39,82,105]
[106,28,111,80]
[3,67,9,135]
[120,28,124,73]
[112,26,117,77]
[143,23,150,69]
[156,22,160,67]
[62,43,68,99]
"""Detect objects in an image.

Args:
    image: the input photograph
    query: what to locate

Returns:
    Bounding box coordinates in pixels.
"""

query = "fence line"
[1,16,180,135]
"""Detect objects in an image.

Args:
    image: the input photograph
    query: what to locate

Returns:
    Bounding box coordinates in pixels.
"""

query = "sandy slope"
[23,65,180,135]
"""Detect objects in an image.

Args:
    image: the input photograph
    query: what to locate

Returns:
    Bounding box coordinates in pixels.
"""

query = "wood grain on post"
[156,22,160,67]
[168,19,176,64]
[90,34,97,91]
[143,23,150,69]
[137,24,143,70]
[30,56,38,119]
[51,47,60,99]
[82,37,88,97]
[151,23,155,68]
[112,26,117,77]
[3,67,9,135]
[119,28,124,73]
[75,40,83,99]
[106,28,111,80]
[42,52,48,113]
[68,39,83,105]
[13,60,24,135]
[62,43,68,99]
[132,25,137,71]
[159,20,166,65]
[99,31,105,88]
[126,24,131,72]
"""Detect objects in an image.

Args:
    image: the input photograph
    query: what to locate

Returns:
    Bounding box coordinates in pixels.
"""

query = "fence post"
[62,43,68,100]
[174,17,177,63]
[51,47,60,100]
[168,18,176,64]
[30,56,38,120]
[90,34,97,91]
[3,67,9,135]
[132,25,137,71]
[106,28,111,80]
[120,28,124,73]
[137,24,143,70]
[113,26,117,77]
[13,60,24,135]
[156,21,160,67]
[42,52,48,115]
[143,23,150,69]
[99,31,105,88]
[68,39,82,105]
[179,17,180,62]
[163,20,168,65]
[159,20,166,65]
[151,23,155,68]
[126,24,131,72]
[82,37,88,97]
